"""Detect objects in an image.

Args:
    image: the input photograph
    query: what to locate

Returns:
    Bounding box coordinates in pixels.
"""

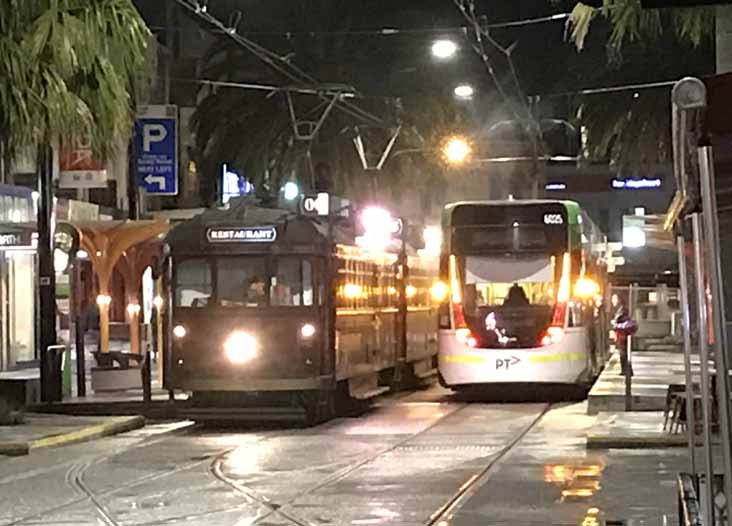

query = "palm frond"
[0,0,150,159]
[566,0,713,50]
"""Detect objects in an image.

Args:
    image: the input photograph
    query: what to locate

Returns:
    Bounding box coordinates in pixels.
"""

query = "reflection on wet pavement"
[0,387,691,526]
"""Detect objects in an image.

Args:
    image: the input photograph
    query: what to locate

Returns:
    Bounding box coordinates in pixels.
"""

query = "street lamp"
[453,84,474,100]
[431,39,458,59]
[283,181,299,200]
[443,136,472,165]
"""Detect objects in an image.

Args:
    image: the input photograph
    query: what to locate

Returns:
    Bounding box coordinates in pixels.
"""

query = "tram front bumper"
[438,330,587,386]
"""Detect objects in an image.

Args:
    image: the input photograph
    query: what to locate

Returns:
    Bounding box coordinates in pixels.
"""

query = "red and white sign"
[58,135,107,189]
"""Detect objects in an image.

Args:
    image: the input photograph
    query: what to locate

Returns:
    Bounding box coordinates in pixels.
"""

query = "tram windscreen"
[461,255,558,348]
[172,256,315,308]
[175,258,212,307]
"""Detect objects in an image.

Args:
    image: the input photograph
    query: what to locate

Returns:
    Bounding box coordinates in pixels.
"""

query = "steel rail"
[425,403,552,526]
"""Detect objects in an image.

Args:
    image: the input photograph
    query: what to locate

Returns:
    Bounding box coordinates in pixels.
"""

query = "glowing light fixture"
[431,39,458,59]
[623,226,646,248]
[300,323,316,338]
[96,294,111,307]
[173,325,187,338]
[405,285,417,298]
[223,331,258,364]
[453,84,474,99]
[283,181,299,200]
[430,281,449,302]
[574,278,599,299]
[443,136,471,165]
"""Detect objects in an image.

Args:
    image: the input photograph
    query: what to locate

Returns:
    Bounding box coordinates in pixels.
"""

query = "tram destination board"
[206,226,277,243]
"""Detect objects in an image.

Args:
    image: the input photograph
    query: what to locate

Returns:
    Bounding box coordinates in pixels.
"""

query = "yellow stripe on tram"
[527,352,585,364]
[443,355,486,364]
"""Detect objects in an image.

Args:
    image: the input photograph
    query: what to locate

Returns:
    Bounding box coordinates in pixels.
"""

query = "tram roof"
[443,199,580,211]
[165,200,357,254]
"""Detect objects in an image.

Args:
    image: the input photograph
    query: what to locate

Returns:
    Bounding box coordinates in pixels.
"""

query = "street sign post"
[135,105,178,195]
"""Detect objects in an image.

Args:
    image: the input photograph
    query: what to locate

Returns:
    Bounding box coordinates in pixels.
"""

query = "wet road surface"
[0,387,687,525]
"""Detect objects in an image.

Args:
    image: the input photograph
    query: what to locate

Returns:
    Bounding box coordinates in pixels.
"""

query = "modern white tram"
[436,200,610,392]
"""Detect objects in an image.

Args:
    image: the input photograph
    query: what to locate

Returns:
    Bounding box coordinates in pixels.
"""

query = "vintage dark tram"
[163,201,439,422]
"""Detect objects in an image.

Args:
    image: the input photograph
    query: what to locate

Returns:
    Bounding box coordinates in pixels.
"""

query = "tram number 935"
[543,213,564,225]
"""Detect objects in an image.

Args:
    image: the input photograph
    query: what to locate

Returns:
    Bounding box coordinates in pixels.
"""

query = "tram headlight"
[430,281,448,302]
[300,323,316,339]
[224,330,258,364]
[173,325,187,339]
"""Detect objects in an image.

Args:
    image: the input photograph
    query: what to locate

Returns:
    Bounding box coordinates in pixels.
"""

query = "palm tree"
[560,1,714,169]
[0,0,149,406]
[0,0,150,162]
[190,2,468,218]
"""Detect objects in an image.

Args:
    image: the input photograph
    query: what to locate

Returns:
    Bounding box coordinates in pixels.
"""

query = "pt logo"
[495,356,520,371]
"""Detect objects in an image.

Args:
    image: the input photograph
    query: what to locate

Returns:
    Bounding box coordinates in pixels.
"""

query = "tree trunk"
[717,6,732,74]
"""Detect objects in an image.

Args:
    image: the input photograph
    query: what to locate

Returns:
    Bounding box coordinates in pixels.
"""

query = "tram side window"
[218,257,267,307]
[271,258,314,306]
[175,259,212,307]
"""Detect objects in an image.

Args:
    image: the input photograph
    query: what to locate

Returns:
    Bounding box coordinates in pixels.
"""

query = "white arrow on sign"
[144,174,166,191]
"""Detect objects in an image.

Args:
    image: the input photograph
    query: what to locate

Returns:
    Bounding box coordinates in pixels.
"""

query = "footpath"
[586,340,704,448]
[0,413,144,456]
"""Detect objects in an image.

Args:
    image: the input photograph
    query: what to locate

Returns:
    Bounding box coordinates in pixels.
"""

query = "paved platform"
[0,413,144,456]
[587,411,688,448]
[587,349,695,414]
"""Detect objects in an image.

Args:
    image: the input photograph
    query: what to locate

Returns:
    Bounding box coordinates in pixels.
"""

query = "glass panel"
[271,258,313,306]
[175,258,212,307]
[217,256,266,307]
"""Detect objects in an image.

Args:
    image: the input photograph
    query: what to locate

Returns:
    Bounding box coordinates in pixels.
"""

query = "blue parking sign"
[135,106,178,195]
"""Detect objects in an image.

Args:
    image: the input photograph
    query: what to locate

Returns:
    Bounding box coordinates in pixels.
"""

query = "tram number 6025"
[543,213,563,225]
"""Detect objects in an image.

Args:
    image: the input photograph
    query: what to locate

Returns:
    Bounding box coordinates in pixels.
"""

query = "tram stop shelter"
[73,220,168,391]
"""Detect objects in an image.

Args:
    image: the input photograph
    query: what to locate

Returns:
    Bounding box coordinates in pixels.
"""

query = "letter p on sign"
[143,123,167,152]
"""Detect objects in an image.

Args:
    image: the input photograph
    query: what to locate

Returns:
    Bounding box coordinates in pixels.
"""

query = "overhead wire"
[174,0,384,126]
[148,12,570,36]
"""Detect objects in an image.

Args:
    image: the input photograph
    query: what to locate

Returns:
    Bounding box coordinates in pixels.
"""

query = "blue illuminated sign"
[545,183,567,191]
[221,163,254,204]
[611,178,661,189]
[135,106,178,195]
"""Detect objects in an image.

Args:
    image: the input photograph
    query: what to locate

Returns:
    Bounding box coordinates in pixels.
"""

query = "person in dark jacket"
[612,297,637,376]
[504,283,530,307]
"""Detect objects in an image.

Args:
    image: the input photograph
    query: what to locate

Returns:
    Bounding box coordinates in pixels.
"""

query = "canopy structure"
[73,221,168,355]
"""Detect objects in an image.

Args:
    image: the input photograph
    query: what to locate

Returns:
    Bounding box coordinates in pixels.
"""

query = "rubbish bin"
[47,344,69,400]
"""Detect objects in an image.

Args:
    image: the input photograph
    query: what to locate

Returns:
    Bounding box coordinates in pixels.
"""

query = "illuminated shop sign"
[545,183,567,191]
[206,226,277,243]
[611,178,661,189]
[0,229,36,250]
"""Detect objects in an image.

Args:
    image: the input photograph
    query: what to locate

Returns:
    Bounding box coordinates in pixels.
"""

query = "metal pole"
[692,213,715,525]
[73,260,86,397]
[37,145,59,402]
[394,221,408,386]
[698,145,732,516]
[625,284,634,411]
[677,234,697,476]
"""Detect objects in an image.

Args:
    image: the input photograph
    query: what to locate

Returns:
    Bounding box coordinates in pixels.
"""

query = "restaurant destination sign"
[206,226,277,243]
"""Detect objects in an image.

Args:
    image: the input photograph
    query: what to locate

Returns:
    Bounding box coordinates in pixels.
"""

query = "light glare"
[453,84,474,99]
[431,39,458,59]
[173,325,187,338]
[443,137,471,164]
[224,331,258,364]
[283,181,299,200]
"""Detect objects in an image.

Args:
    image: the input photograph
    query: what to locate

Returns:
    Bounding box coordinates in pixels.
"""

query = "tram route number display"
[206,226,277,243]
[543,213,564,225]
[496,356,521,371]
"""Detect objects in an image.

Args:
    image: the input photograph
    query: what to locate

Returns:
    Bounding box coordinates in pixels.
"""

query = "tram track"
[3,400,552,526]
[205,402,551,526]
[1,423,238,526]
[426,403,552,526]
